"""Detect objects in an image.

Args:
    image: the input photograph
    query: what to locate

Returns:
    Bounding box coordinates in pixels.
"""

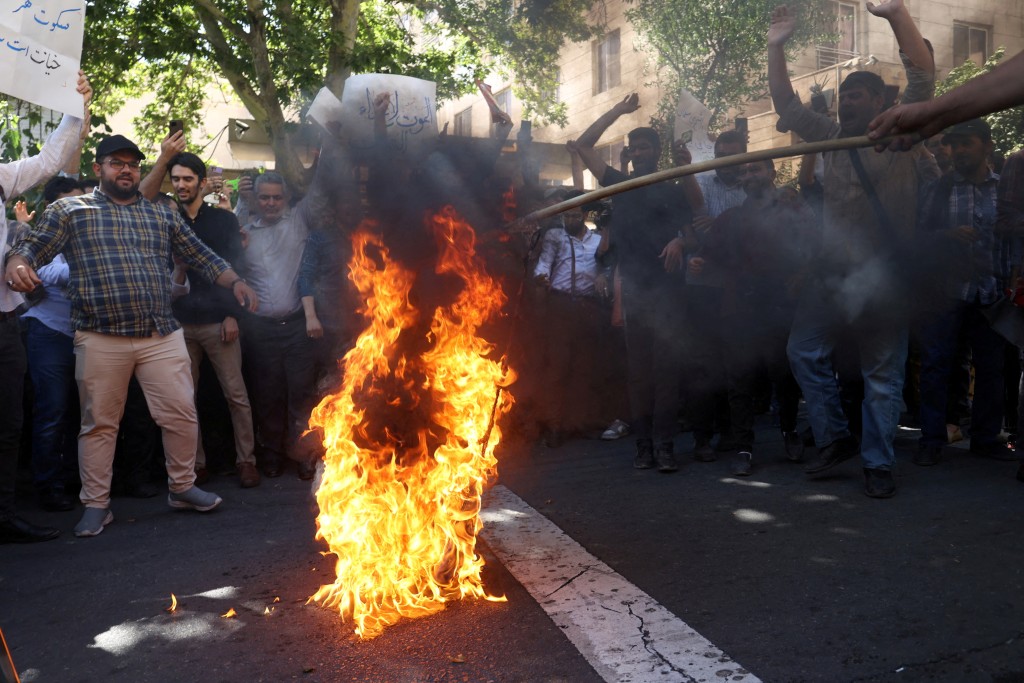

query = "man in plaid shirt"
[916,119,1016,468]
[5,135,259,537]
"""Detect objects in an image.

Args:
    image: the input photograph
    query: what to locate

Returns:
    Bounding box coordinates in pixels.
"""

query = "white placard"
[0,0,86,116]
[307,87,344,135]
[674,88,714,164]
[338,73,437,156]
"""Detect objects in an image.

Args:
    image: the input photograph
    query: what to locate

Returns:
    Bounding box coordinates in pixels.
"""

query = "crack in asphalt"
[625,602,699,683]
[847,631,1024,682]
[544,566,594,598]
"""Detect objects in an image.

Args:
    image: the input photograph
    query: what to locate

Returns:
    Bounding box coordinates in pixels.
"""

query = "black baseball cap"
[95,134,145,160]
[942,118,992,144]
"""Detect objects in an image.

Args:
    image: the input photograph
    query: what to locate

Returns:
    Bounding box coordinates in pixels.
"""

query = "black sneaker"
[914,444,941,467]
[970,441,1017,461]
[731,451,753,476]
[783,431,804,462]
[655,442,678,473]
[804,436,859,476]
[633,439,655,469]
[864,467,896,498]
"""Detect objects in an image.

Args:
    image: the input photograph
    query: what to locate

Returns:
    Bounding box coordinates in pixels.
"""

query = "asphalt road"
[2,415,1023,683]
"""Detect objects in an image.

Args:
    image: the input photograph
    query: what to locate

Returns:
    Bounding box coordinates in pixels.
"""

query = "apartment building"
[436,0,1024,187]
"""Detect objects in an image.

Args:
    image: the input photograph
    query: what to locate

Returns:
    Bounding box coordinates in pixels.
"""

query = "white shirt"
[242,207,309,318]
[533,227,602,296]
[0,114,82,313]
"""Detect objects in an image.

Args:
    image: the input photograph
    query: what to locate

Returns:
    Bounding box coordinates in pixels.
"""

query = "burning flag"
[309,207,514,638]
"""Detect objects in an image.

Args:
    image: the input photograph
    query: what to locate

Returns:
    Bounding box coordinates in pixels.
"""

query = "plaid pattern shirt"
[10,189,231,337]
[924,171,1013,305]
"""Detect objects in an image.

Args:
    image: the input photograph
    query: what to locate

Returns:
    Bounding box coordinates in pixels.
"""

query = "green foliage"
[936,48,1024,157]
[627,0,833,134]
[79,0,594,189]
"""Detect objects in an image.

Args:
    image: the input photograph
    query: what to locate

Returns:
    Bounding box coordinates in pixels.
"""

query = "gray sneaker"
[74,507,113,537]
[168,486,223,512]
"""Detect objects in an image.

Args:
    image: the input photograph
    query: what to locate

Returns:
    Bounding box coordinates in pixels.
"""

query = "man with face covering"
[767,0,935,498]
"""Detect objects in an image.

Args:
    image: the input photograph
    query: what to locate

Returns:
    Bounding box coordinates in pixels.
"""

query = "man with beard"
[4,135,259,537]
[916,119,1016,468]
[139,147,260,489]
[532,190,608,446]
[768,0,935,498]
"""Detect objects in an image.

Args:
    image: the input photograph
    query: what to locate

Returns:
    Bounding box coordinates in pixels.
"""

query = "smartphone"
[169,119,184,137]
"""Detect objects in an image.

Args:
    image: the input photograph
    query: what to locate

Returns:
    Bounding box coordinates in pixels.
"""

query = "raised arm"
[575,94,640,181]
[767,6,798,113]
[866,0,933,76]
[139,131,186,201]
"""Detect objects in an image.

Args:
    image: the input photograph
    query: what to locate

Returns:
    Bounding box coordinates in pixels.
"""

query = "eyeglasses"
[102,159,142,171]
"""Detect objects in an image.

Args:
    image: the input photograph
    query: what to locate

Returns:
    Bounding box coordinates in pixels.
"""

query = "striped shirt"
[10,189,230,337]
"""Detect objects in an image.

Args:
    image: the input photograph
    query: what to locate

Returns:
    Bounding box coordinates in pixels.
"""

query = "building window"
[543,69,561,104]
[493,88,511,115]
[953,23,989,67]
[454,107,472,137]
[597,140,625,170]
[817,1,858,68]
[593,29,620,94]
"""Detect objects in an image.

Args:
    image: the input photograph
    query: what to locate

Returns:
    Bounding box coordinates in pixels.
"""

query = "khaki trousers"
[183,323,256,468]
[74,329,197,508]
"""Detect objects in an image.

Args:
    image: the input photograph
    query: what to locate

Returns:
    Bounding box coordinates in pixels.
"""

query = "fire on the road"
[308,209,514,638]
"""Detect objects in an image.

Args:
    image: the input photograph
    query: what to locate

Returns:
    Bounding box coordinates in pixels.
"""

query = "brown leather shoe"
[238,462,261,488]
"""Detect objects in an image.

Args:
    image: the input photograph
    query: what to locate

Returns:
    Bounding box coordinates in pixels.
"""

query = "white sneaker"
[168,486,222,512]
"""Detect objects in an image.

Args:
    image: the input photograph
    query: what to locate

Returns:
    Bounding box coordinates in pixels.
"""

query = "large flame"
[309,206,515,638]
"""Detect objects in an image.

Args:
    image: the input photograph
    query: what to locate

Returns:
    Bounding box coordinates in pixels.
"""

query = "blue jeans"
[918,300,1004,448]
[25,318,79,493]
[787,291,908,470]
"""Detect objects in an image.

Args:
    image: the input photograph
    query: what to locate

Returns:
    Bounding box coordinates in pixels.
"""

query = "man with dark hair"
[0,71,91,543]
[532,189,608,446]
[768,0,936,498]
[574,93,694,473]
[43,176,82,204]
[140,142,260,488]
[916,119,1016,467]
[5,134,259,537]
[237,171,318,480]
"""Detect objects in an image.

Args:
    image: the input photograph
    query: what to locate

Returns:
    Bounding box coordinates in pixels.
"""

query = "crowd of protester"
[3,0,1024,544]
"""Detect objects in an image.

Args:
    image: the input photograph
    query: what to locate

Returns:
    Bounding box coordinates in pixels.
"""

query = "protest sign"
[307,87,344,136]
[0,0,86,116]
[674,88,714,164]
[337,73,437,157]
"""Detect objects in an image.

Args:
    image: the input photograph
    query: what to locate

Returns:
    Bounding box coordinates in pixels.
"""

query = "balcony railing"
[816,45,860,69]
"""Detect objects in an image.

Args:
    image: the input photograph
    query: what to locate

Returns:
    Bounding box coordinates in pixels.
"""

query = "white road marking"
[481,485,761,683]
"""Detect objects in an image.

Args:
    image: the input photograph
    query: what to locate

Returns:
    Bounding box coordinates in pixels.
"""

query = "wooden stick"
[518,134,911,224]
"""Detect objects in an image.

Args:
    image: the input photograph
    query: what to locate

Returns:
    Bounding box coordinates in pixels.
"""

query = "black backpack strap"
[847,148,893,235]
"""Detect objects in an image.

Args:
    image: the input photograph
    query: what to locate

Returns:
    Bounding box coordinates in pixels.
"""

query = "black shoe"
[655,442,678,473]
[914,445,941,467]
[633,439,655,469]
[731,451,753,477]
[864,467,896,498]
[262,460,284,478]
[124,481,160,498]
[39,489,76,512]
[714,438,740,453]
[970,441,1017,461]
[783,431,804,462]
[804,436,859,476]
[0,516,60,544]
[297,460,316,481]
[691,438,716,462]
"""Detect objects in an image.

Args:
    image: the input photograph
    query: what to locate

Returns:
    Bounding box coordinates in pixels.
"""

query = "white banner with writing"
[337,73,437,157]
[674,88,714,164]
[0,0,85,116]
